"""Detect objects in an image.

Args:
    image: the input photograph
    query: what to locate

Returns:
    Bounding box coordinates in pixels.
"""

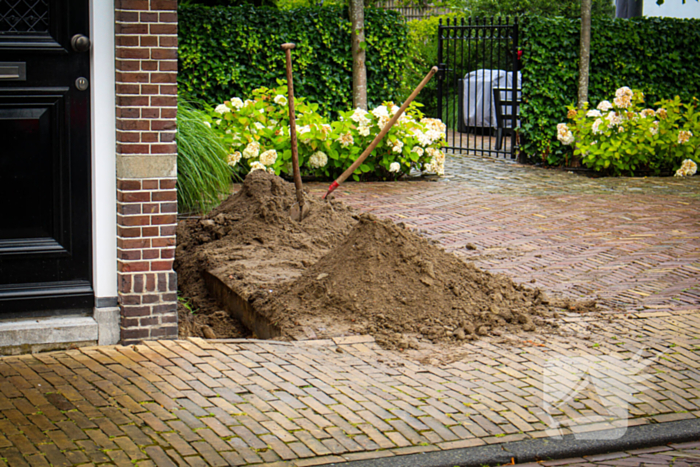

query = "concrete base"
[95,306,120,345]
[0,316,98,355]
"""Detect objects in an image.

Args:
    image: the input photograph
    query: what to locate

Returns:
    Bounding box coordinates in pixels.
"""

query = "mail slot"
[0,62,26,81]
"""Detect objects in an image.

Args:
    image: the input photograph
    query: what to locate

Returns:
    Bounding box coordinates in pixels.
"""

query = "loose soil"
[176,170,595,348]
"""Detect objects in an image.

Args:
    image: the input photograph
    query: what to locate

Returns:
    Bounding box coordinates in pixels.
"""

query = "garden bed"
[175,170,595,349]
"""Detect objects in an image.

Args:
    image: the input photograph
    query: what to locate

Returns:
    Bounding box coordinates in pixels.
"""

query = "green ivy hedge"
[521,16,700,166]
[178,5,409,115]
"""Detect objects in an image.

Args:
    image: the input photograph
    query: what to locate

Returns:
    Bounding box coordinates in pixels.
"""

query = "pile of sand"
[175,170,356,338]
[175,171,593,347]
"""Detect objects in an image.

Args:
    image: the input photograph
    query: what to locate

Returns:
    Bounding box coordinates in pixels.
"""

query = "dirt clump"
[175,170,356,338]
[176,170,595,347]
[257,213,592,349]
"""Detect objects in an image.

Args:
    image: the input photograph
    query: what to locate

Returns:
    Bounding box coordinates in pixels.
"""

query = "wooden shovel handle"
[323,66,438,199]
[282,43,304,208]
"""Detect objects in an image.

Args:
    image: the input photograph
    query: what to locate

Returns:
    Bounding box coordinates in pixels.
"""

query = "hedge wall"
[521,16,700,166]
[178,5,410,115]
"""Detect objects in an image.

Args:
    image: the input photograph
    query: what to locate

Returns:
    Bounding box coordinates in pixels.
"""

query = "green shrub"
[404,13,463,118]
[177,102,236,214]
[521,16,700,166]
[557,87,700,175]
[178,5,410,116]
[205,83,447,180]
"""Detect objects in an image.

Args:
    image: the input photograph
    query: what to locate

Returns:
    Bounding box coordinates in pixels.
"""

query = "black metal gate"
[437,17,520,159]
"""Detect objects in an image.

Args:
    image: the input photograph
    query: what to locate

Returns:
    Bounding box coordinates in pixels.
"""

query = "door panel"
[0,0,93,314]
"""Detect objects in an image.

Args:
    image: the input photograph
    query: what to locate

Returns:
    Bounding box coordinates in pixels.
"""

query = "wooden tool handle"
[282,43,304,208]
[323,66,438,199]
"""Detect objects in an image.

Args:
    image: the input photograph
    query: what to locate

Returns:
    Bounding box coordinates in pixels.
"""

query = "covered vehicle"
[462,69,521,129]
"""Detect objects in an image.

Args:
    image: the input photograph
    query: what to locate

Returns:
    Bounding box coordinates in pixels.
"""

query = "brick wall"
[115,0,178,344]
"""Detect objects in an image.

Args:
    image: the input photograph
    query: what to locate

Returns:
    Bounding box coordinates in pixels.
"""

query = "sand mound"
[176,171,594,346]
[257,213,585,349]
[175,170,356,338]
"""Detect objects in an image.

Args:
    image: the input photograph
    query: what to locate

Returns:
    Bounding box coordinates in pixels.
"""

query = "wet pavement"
[1,154,699,466]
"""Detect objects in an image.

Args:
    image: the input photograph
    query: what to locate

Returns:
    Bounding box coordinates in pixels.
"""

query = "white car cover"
[462,69,521,128]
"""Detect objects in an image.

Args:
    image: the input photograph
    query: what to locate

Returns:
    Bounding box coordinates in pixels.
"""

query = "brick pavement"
[309,154,700,314]
[0,308,699,467]
[0,154,699,466]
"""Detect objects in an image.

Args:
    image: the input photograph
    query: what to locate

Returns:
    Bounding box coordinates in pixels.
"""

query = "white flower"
[657,108,668,119]
[605,111,621,128]
[203,121,211,128]
[351,108,370,126]
[615,86,633,99]
[254,122,265,131]
[556,123,574,145]
[420,118,447,133]
[592,118,604,135]
[215,104,230,115]
[267,167,275,175]
[426,129,444,143]
[586,109,602,118]
[274,95,288,105]
[412,146,424,157]
[243,141,260,159]
[244,99,254,107]
[371,105,389,119]
[250,161,266,172]
[392,140,404,153]
[650,121,659,136]
[413,130,432,147]
[297,125,311,135]
[678,130,693,144]
[640,109,656,118]
[377,115,390,130]
[389,162,401,173]
[215,119,222,125]
[675,159,697,177]
[316,123,332,141]
[230,98,244,110]
[259,149,277,166]
[614,95,632,109]
[390,105,400,115]
[337,132,354,148]
[308,151,328,169]
[358,125,371,137]
[425,148,445,175]
[597,100,613,111]
[227,151,242,167]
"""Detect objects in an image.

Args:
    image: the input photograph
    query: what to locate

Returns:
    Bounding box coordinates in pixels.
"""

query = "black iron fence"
[437,17,520,159]
[375,0,447,22]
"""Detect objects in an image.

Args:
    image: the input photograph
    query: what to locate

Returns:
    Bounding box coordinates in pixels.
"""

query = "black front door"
[0,1,93,314]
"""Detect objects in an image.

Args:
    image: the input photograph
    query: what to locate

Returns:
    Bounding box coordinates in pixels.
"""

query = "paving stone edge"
[318,418,700,467]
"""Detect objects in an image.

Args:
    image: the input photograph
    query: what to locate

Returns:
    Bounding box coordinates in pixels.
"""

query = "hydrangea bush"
[557,87,700,176]
[204,83,447,181]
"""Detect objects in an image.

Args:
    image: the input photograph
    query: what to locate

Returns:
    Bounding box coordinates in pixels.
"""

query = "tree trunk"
[349,0,367,110]
[578,0,591,108]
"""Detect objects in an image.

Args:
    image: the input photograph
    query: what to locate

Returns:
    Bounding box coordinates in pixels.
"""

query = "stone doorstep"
[0,310,120,355]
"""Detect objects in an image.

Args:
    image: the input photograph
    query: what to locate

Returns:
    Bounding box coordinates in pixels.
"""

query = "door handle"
[71,34,91,53]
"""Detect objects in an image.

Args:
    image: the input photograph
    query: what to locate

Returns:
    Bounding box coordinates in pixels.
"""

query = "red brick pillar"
[115,0,178,344]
